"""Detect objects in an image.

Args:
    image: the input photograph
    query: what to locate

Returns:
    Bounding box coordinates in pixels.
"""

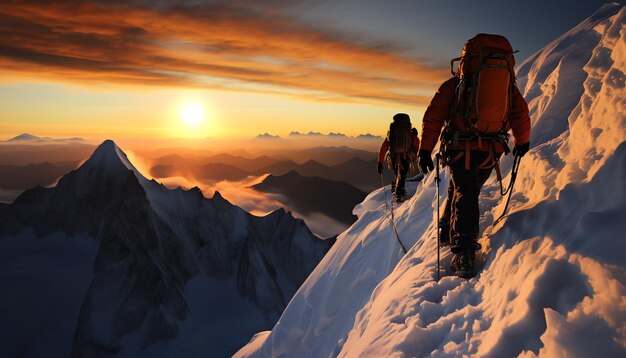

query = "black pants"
[440,150,498,253]
[390,155,409,195]
[440,180,454,231]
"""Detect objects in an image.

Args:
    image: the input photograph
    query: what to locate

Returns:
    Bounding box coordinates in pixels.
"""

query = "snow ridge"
[236,4,626,357]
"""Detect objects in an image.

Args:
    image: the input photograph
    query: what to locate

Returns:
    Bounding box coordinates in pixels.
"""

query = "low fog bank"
[157,174,349,238]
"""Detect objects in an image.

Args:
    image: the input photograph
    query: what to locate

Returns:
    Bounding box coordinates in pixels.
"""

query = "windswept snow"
[236,3,626,357]
[337,142,626,358]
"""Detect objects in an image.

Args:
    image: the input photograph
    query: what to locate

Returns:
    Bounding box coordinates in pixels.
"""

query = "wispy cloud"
[0,0,447,105]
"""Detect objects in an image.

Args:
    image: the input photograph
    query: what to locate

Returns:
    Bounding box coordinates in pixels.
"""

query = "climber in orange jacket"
[377,114,420,201]
[418,34,531,278]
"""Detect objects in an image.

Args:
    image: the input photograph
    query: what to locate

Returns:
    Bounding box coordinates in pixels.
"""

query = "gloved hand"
[418,149,434,173]
[513,142,530,157]
[377,162,383,175]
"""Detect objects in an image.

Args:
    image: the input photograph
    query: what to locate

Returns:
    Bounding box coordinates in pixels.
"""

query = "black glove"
[418,149,434,173]
[377,162,383,175]
[513,142,530,157]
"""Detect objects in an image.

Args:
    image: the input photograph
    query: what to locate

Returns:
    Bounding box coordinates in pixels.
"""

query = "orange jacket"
[419,77,531,153]
[378,131,420,163]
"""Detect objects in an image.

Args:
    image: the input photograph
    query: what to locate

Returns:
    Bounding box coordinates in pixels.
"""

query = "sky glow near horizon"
[0,0,614,141]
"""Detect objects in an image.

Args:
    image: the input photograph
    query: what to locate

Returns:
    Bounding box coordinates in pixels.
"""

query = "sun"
[180,102,204,127]
[173,99,219,138]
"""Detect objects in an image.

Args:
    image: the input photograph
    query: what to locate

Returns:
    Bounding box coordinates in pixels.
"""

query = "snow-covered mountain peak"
[1,139,334,357]
[82,139,141,174]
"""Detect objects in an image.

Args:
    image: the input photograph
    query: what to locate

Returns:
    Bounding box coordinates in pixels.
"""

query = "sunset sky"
[0,0,611,141]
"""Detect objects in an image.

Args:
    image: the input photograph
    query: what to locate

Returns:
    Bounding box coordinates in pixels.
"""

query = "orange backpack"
[449,34,516,134]
[388,113,412,155]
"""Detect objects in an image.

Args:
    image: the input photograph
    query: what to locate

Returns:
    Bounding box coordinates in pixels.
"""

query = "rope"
[493,154,522,226]
[380,173,408,254]
[500,155,520,196]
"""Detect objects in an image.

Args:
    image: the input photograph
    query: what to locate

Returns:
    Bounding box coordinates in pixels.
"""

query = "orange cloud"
[0,0,447,105]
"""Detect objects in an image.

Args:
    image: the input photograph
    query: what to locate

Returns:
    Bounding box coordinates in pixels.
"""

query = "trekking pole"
[434,155,441,282]
[494,154,521,226]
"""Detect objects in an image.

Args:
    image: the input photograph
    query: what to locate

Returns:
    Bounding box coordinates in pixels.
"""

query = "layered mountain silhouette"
[253,170,368,224]
[257,159,331,178]
[268,146,376,166]
[150,153,276,182]
[0,161,79,189]
[148,148,389,192]
[5,133,85,142]
[256,157,393,191]
[151,162,252,182]
[0,140,94,166]
[203,153,276,172]
[0,140,333,357]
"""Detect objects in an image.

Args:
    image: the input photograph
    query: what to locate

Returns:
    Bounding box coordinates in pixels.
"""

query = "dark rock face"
[254,170,367,225]
[0,140,333,357]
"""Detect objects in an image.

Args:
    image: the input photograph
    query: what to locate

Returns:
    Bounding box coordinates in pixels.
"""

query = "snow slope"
[236,3,626,357]
[0,140,333,357]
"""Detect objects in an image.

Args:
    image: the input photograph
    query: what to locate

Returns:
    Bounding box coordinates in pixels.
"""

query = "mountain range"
[0,161,79,189]
[5,133,85,143]
[0,140,333,357]
[0,140,94,166]
[150,153,392,192]
[256,157,393,191]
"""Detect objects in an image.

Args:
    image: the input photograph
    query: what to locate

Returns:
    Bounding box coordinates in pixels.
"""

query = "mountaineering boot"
[450,238,480,279]
[394,188,407,202]
[451,251,475,279]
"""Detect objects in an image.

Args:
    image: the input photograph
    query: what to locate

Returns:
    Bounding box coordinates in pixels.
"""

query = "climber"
[377,113,420,202]
[418,34,531,278]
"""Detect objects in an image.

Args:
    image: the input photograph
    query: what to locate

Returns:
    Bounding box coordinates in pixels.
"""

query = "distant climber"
[418,34,531,278]
[377,113,420,202]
